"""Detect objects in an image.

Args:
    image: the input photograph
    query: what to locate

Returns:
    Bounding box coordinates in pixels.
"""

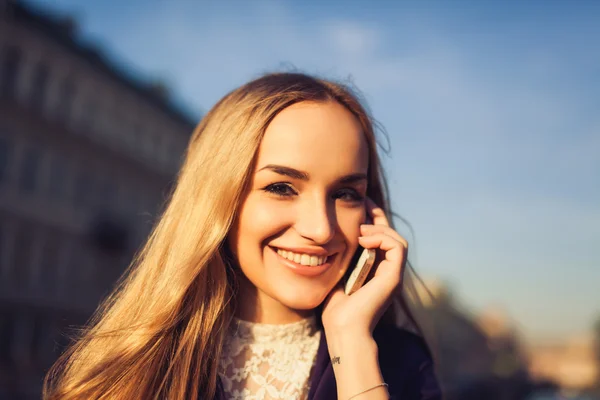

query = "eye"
[263,182,297,197]
[334,188,364,203]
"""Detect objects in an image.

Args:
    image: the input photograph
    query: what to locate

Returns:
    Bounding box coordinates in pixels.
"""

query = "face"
[228,100,370,321]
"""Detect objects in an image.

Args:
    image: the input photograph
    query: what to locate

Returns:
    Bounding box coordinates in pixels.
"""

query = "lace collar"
[229,315,319,345]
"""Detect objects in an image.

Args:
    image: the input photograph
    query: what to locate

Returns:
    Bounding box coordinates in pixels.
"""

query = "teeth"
[276,249,328,267]
[300,254,310,265]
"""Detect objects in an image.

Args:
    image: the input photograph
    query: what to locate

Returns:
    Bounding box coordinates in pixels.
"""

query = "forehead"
[255,101,369,176]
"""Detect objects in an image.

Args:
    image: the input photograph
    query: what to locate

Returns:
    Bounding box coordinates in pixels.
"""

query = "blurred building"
[0,1,195,398]
[527,333,599,392]
[415,279,533,400]
[476,307,529,380]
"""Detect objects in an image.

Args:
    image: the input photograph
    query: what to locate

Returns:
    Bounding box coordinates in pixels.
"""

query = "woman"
[44,73,442,399]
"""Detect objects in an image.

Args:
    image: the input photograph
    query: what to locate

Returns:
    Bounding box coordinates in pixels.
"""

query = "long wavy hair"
[43,72,431,400]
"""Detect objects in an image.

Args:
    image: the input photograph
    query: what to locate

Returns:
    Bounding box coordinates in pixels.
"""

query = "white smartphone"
[344,247,376,295]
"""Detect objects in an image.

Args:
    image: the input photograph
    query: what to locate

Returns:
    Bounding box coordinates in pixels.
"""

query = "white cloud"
[322,20,381,58]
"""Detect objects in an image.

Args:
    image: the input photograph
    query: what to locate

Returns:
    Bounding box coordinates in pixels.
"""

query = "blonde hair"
[43,72,430,400]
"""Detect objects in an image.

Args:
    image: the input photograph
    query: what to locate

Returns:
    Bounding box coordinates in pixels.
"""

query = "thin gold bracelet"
[347,382,389,399]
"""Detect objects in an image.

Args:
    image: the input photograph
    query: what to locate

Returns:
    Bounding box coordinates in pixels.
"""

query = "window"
[0,221,14,280]
[54,238,71,296]
[0,223,4,271]
[33,316,58,367]
[11,223,33,287]
[0,311,16,364]
[38,233,59,293]
[144,131,156,160]
[155,135,166,166]
[72,168,93,208]
[132,122,142,150]
[28,231,44,288]
[100,177,118,208]
[64,245,85,297]
[18,146,41,194]
[123,117,136,148]
[81,99,97,134]
[1,45,21,99]
[0,135,12,184]
[56,77,74,122]
[29,62,49,110]
[48,155,68,200]
[120,187,138,217]
[12,315,35,366]
[29,314,43,366]
[90,175,108,210]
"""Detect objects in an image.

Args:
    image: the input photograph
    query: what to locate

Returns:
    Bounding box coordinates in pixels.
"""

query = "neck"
[235,274,314,324]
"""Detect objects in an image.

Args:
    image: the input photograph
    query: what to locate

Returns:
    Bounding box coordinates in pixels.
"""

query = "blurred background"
[0,0,598,399]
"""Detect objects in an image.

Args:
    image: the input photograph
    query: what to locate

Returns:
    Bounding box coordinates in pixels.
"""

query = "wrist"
[325,330,378,357]
[348,382,389,400]
[325,332,383,398]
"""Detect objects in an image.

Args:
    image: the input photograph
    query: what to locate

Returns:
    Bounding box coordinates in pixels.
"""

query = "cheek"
[232,197,292,256]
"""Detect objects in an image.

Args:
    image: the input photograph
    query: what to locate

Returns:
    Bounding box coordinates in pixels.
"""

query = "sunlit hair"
[43,72,432,400]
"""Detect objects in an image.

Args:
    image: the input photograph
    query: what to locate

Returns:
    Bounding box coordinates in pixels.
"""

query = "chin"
[274,287,329,311]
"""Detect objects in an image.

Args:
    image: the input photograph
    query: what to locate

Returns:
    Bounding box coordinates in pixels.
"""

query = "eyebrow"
[258,164,367,184]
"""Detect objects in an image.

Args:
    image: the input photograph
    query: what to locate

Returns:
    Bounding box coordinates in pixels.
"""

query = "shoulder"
[373,323,443,400]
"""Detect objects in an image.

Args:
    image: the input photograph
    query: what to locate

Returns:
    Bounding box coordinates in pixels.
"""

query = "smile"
[275,249,328,266]
[271,247,336,278]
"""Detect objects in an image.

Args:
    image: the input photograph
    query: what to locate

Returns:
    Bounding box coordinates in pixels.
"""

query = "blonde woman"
[44,73,442,400]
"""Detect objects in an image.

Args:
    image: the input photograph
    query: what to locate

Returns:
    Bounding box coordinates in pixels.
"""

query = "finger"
[358,233,407,260]
[360,224,408,249]
[358,235,407,286]
[365,197,389,227]
[353,264,400,316]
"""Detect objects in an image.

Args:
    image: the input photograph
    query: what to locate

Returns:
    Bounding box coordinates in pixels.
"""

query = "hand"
[321,197,408,338]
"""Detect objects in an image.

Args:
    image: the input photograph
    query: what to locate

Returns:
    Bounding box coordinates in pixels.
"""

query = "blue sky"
[28,0,600,342]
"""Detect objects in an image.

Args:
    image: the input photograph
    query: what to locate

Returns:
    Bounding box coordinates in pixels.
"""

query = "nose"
[294,196,336,244]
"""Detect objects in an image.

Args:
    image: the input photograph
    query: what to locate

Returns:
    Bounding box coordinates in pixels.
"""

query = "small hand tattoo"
[331,356,341,365]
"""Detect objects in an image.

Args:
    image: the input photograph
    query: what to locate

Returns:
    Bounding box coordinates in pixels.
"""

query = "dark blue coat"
[215,323,443,400]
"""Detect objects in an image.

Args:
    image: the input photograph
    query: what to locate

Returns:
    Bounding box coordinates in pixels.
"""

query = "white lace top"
[218,316,322,400]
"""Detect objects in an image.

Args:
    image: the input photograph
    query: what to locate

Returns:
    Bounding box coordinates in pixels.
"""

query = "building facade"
[415,279,534,400]
[0,1,195,398]
[527,334,599,392]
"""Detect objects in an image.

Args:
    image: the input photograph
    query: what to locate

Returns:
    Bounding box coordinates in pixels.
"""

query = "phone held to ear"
[344,247,376,295]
